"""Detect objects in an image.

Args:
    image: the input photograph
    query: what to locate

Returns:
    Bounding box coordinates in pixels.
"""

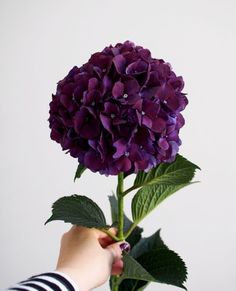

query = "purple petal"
[124,79,140,94]
[81,120,100,139]
[140,86,159,98]
[129,143,142,161]
[136,110,142,126]
[84,105,97,118]
[112,81,124,98]
[134,160,149,172]
[147,71,161,87]
[88,139,97,150]
[103,102,119,115]
[167,124,176,134]
[152,118,166,133]
[113,54,126,74]
[176,113,185,129]
[126,94,141,105]
[60,94,71,108]
[74,108,100,138]
[88,77,99,91]
[143,100,160,119]
[158,137,169,150]
[113,139,127,159]
[84,90,101,105]
[50,128,62,143]
[134,127,150,145]
[90,52,112,69]
[111,47,120,56]
[102,75,113,94]
[115,156,131,172]
[100,113,113,135]
[166,94,180,111]
[61,83,75,95]
[74,108,87,133]
[84,150,103,172]
[98,131,108,160]
[140,49,151,61]
[142,115,152,129]
[126,60,148,75]
[169,141,179,157]
[133,99,143,111]
[168,130,180,143]
[168,76,184,91]
[178,93,188,111]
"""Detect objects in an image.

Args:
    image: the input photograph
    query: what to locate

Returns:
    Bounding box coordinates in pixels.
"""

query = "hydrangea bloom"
[48,41,188,175]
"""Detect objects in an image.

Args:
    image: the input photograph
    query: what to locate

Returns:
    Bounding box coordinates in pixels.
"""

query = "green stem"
[101,229,120,241]
[117,172,124,240]
[122,184,139,197]
[111,173,124,291]
[111,276,119,291]
[124,222,138,240]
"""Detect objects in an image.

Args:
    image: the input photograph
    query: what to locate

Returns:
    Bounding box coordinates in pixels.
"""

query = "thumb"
[105,241,130,263]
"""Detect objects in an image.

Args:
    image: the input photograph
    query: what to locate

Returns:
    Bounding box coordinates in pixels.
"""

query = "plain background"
[1,0,236,290]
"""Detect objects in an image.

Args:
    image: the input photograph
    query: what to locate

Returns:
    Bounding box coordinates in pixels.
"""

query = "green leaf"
[131,229,167,259]
[134,154,200,188]
[118,279,149,291]
[74,164,86,182]
[108,193,143,247]
[137,249,187,290]
[118,229,167,290]
[45,194,107,228]
[117,253,156,284]
[117,230,187,290]
[132,182,192,223]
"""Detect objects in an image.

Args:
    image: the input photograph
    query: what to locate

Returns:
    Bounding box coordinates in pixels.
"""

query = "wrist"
[55,267,91,291]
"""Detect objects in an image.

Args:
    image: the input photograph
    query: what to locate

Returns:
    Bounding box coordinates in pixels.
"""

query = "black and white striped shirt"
[6,271,79,291]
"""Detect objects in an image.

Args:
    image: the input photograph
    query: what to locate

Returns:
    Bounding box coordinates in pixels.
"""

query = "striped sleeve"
[6,271,79,291]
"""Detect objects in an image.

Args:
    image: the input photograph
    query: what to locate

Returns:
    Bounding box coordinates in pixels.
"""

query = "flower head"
[48,41,188,175]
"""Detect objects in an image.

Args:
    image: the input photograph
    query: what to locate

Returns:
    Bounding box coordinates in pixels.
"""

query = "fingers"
[111,259,124,275]
[105,241,130,261]
[67,225,117,236]
[65,225,129,276]
[98,227,118,247]
[105,241,130,276]
[65,226,119,250]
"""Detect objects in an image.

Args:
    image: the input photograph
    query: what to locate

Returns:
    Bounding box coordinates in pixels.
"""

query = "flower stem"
[122,184,137,197]
[124,222,138,240]
[117,172,124,240]
[111,276,119,291]
[111,173,124,291]
[101,229,120,241]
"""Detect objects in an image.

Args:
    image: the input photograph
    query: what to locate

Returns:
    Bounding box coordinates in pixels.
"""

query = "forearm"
[6,271,79,291]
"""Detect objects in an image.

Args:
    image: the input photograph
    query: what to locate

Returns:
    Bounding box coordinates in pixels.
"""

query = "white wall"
[1,0,236,290]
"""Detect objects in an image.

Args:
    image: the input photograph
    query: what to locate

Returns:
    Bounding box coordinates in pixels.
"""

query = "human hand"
[55,225,130,291]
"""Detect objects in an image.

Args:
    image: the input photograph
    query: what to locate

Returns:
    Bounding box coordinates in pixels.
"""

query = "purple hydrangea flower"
[48,40,188,175]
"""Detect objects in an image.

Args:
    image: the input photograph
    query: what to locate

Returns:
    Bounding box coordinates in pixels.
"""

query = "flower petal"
[158,137,169,150]
[124,78,140,94]
[112,81,124,98]
[126,60,148,75]
[152,117,166,133]
[113,139,127,159]
[100,113,113,135]
[115,156,131,172]
[113,54,126,74]
[88,77,99,91]
[84,150,103,172]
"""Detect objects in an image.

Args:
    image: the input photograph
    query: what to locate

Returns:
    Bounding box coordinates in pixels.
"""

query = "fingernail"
[120,242,130,253]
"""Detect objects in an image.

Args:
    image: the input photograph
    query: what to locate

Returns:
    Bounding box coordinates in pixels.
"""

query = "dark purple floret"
[48,41,188,175]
